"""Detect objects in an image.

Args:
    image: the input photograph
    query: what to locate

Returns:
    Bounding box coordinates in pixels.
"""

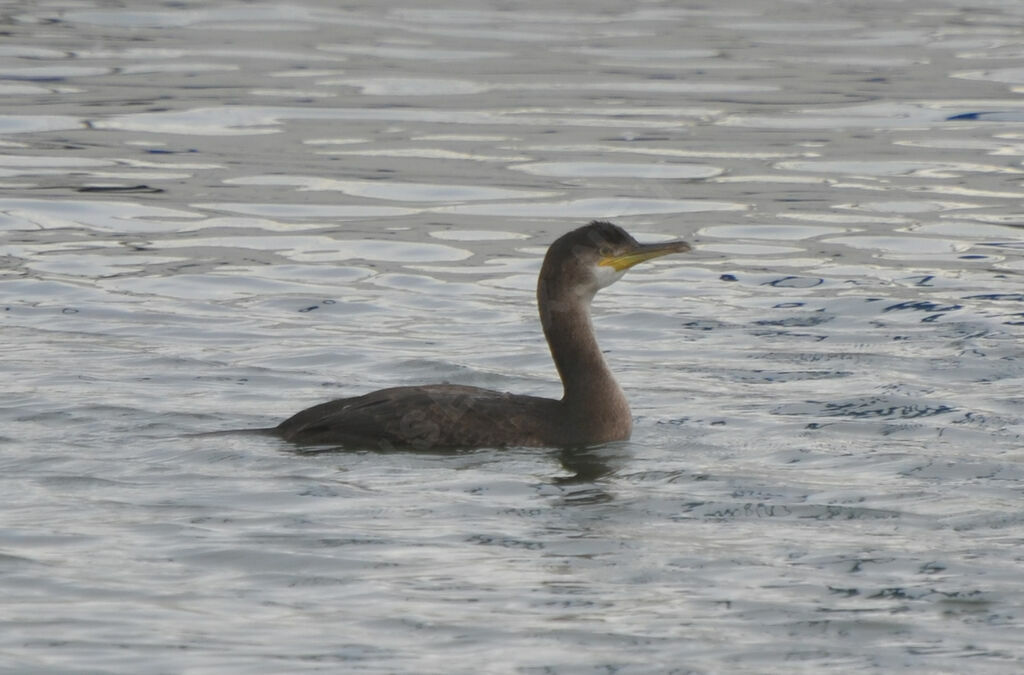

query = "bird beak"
[598,240,691,272]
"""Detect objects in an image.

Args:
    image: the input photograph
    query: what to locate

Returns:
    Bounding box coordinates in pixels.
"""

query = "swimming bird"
[274,220,691,450]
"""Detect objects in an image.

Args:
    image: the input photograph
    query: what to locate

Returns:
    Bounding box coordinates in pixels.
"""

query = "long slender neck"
[537,276,631,441]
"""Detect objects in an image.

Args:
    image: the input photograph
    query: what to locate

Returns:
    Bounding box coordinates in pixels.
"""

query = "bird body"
[275,385,566,449]
[274,221,690,450]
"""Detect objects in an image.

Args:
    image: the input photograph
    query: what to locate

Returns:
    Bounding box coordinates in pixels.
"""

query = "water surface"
[2,1,1024,672]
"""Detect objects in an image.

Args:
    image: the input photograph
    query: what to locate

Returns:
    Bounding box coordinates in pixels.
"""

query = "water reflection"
[553,446,619,486]
[5,0,1024,672]
[511,161,723,179]
[93,104,707,135]
[0,114,82,133]
[224,175,556,201]
[192,202,417,218]
[431,197,745,218]
[0,198,200,232]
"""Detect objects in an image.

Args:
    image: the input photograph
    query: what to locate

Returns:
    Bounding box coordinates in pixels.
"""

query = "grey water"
[3,0,1024,672]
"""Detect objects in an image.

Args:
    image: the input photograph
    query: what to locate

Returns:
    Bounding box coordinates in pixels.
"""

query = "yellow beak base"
[598,240,691,272]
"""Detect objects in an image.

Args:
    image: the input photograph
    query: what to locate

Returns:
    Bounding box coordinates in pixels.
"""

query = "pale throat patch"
[592,263,627,290]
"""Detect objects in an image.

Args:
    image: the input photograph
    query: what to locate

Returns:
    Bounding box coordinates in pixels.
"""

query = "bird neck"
[537,283,631,438]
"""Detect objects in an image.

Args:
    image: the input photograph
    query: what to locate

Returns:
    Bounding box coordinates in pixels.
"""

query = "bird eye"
[599,245,613,257]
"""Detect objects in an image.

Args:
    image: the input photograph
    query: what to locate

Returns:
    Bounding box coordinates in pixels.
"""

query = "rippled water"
[3,0,1024,672]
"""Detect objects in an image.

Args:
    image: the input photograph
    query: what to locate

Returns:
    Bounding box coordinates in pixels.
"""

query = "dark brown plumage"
[274,221,691,450]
